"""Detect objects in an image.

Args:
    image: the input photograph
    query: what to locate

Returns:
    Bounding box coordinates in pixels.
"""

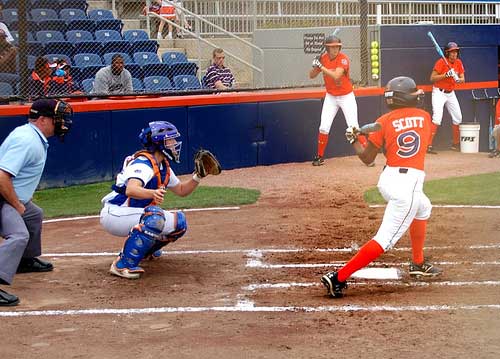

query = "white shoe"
[157,33,162,40]
[109,257,143,279]
[166,33,173,40]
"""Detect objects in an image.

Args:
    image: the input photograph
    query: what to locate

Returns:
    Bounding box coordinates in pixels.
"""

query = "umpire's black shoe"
[321,271,347,298]
[0,288,19,306]
[17,257,53,273]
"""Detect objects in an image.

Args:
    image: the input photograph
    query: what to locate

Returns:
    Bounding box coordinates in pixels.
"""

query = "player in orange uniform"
[427,42,465,154]
[321,76,441,299]
[309,35,368,166]
[489,100,500,157]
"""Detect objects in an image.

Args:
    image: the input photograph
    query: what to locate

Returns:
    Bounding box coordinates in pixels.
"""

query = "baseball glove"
[194,149,222,178]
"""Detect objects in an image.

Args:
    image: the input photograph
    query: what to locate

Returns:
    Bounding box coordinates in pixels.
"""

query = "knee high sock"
[317,132,329,157]
[409,219,427,265]
[452,124,460,145]
[337,239,384,282]
[429,123,438,146]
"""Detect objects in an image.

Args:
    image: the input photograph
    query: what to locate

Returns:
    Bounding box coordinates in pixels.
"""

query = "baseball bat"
[316,28,340,58]
[427,31,452,69]
[359,122,381,134]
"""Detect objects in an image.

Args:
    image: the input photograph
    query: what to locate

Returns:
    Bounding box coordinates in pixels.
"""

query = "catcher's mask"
[384,76,424,110]
[139,121,182,163]
[29,99,73,141]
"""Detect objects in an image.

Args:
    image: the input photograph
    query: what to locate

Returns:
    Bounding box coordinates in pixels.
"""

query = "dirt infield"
[1,152,500,359]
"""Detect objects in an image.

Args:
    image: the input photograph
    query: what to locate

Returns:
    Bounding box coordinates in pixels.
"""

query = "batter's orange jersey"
[368,107,432,171]
[319,52,353,96]
[433,57,465,91]
[496,99,500,126]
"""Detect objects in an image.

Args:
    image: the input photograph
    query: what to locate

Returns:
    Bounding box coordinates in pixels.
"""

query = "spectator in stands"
[28,57,53,100]
[48,59,81,96]
[0,22,14,44]
[157,1,178,40]
[0,29,17,74]
[92,54,133,95]
[202,48,236,90]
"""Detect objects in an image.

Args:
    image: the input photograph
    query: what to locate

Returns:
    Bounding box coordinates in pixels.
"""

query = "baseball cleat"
[312,156,324,166]
[110,257,144,279]
[409,261,442,277]
[450,144,460,152]
[488,150,500,158]
[426,146,438,154]
[321,271,347,298]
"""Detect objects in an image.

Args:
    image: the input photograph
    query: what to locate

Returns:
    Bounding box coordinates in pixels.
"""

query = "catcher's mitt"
[194,149,222,178]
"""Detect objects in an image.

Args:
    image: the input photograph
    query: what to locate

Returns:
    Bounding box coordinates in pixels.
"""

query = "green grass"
[364,172,500,205]
[33,181,260,218]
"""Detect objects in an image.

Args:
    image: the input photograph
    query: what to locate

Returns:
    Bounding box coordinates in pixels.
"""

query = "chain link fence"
[1,1,499,101]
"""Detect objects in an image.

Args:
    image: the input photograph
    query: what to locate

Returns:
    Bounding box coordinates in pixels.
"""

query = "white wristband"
[192,173,202,183]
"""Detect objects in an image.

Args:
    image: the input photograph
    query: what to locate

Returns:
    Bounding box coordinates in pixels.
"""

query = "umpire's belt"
[437,88,452,94]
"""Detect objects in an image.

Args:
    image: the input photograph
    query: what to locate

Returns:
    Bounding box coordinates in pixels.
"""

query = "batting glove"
[312,58,322,69]
[445,69,456,78]
[345,126,360,144]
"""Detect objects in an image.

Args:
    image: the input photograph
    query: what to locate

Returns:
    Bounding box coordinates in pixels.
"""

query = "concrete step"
[86,0,111,11]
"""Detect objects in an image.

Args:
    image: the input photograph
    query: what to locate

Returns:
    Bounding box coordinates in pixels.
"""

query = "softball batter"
[309,35,367,166]
[321,76,441,299]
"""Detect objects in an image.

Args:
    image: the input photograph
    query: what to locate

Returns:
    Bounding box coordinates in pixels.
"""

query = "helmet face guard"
[139,121,182,163]
[53,101,73,141]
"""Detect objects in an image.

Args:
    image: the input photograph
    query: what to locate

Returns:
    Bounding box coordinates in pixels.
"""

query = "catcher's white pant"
[100,204,178,237]
[319,92,358,133]
[431,87,462,126]
[373,166,432,251]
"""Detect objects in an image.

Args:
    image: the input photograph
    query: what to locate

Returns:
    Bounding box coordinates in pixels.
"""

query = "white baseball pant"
[373,166,432,251]
[319,92,358,133]
[100,204,178,237]
[431,87,462,126]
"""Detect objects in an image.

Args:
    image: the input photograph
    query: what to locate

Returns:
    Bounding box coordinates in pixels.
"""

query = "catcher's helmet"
[324,35,342,50]
[444,42,460,56]
[139,121,182,163]
[384,76,424,109]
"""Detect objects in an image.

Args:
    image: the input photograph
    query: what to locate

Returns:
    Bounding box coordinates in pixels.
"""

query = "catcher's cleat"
[110,256,144,279]
[321,271,347,298]
[409,261,442,277]
[450,144,460,152]
[312,155,324,166]
[426,146,438,154]
[146,249,163,261]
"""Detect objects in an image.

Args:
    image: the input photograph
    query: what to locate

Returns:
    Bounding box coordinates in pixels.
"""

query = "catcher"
[100,121,221,279]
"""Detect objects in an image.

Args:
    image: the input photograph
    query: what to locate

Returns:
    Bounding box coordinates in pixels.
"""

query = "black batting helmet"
[444,42,460,57]
[324,35,342,50]
[384,76,424,109]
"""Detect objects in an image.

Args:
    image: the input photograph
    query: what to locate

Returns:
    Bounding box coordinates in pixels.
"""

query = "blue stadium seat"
[1,9,18,24]
[36,30,74,56]
[81,78,94,94]
[131,77,144,92]
[103,52,142,79]
[27,41,45,56]
[59,8,87,22]
[67,19,97,34]
[60,0,88,12]
[31,0,62,12]
[66,30,101,55]
[143,76,172,92]
[3,0,19,10]
[133,52,169,77]
[123,29,159,54]
[0,82,14,97]
[161,51,188,65]
[88,9,122,32]
[30,8,66,29]
[0,73,20,87]
[73,53,103,80]
[173,75,201,90]
[95,30,130,55]
[27,55,38,69]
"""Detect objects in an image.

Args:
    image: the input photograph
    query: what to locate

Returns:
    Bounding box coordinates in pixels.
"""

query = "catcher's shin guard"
[115,206,166,270]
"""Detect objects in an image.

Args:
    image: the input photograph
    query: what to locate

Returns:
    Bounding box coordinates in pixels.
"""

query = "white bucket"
[459,123,480,153]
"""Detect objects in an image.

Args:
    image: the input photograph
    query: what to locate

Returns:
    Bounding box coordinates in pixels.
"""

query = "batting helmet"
[384,76,424,109]
[139,121,182,163]
[324,35,342,50]
[444,42,460,56]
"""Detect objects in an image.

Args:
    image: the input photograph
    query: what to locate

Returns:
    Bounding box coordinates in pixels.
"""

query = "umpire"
[0,99,72,306]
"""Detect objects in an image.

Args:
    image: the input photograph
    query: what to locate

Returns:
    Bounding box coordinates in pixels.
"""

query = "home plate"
[351,267,401,280]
